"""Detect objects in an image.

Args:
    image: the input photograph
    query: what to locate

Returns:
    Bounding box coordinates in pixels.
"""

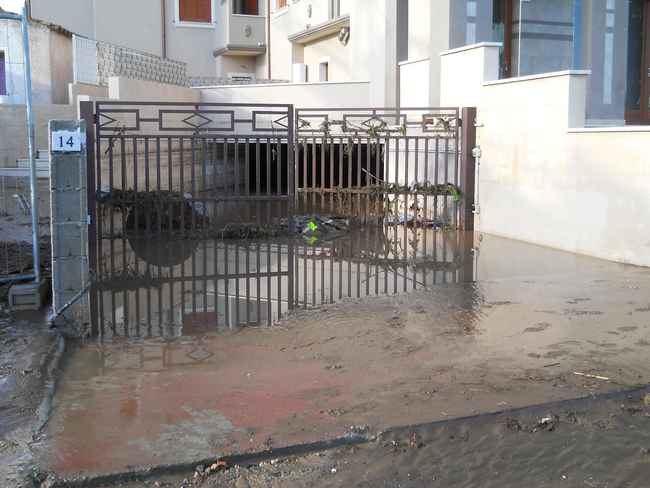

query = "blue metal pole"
[21,3,40,283]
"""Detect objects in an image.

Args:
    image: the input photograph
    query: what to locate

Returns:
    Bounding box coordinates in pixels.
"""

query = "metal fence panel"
[0,173,49,280]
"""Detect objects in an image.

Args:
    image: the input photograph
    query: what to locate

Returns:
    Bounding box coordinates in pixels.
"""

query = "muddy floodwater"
[34,229,650,481]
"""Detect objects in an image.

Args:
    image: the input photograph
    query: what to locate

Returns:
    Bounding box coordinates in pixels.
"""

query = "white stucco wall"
[439,42,501,107]
[30,0,95,38]
[95,0,163,57]
[266,0,396,106]
[199,80,370,108]
[477,71,650,267]
[164,0,218,77]
[108,76,200,102]
[399,57,430,107]
[302,33,352,82]
[407,0,431,61]
[428,0,451,106]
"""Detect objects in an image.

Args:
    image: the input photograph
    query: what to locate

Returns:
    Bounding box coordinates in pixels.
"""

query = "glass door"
[493,0,514,78]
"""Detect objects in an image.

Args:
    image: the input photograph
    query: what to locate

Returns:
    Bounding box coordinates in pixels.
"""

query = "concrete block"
[51,222,87,259]
[8,279,50,311]
[51,256,89,294]
[50,189,87,224]
[50,156,86,191]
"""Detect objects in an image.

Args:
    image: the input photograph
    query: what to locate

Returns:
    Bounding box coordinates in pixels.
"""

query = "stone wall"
[73,35,189,88]
[96,41,188,87]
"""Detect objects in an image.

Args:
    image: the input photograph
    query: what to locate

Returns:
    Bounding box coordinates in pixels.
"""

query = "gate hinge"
[87,214,92,225]
[472,146,482,159]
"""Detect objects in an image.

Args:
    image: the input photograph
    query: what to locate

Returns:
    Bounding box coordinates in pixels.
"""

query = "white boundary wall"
[438,44,650,267]
[199,81,371,107]
[477,71,650,267]
[399,57,430,107]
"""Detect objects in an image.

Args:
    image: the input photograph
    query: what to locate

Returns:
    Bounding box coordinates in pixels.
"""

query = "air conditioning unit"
[292,63,307,83]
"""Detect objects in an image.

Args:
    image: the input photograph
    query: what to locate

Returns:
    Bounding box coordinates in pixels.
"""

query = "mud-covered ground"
[0,284,59,488]
[97,387,650,488]
[29,232,650,486]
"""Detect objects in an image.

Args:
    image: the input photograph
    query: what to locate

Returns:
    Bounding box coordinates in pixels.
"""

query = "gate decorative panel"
[295,107,461,228]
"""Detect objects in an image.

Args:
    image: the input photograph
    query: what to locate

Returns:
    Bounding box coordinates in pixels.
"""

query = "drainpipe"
[517,0,523,76]
[267,0,271,79]
[161,0,167,58]
[572,0,582,69]
[0,4,40,284]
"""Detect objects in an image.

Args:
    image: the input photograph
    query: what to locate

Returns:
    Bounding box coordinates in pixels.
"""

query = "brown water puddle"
[36,232,650,478]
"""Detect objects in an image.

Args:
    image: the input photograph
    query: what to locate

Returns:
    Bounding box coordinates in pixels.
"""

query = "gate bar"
[459,107,477,232]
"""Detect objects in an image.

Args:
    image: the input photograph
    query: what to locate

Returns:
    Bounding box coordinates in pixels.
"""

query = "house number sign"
[51,130,84,153]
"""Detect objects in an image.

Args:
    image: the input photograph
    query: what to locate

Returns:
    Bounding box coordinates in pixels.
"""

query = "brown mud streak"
[43,384,650,488]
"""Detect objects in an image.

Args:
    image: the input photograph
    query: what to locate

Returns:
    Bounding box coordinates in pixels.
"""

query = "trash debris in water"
[383,214,448,228]
[534,415,559,432]
[573,372,610,381]
[291,215,350,244]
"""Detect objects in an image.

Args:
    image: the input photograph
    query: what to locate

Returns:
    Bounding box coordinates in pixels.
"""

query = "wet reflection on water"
[92,226,475,338]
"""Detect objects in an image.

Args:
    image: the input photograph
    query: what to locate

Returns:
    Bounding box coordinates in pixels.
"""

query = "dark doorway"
[0,52,6,96]
[233,0,258,15]
[626,0,650,124]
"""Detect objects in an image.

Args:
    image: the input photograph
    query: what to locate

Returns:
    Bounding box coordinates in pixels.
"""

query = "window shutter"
[179,0,212,23]
[245,0,258,15]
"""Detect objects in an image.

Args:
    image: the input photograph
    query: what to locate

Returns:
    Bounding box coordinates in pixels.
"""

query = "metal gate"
[85,101,295,335]
[82,102,476,337]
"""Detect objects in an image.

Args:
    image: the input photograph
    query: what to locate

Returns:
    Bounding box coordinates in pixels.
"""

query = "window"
[178,0,212,23]
[319,61,329,82]
[0,52,6,96]
[233,0,258,15]
[273,0,287,12]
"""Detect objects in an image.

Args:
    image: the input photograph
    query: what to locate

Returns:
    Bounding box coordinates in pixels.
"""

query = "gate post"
[49,118,90,332]
[79,101,98,335]
[459,107,477,232]
[287,104,295,310]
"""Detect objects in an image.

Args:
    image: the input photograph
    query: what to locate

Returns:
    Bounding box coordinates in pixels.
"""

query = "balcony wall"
[228,14,266,49]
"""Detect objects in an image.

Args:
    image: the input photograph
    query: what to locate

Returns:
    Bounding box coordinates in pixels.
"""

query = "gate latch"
[472,146,482,159]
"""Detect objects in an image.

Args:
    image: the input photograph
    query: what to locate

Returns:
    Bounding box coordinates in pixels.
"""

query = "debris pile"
[291,215,350,244]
